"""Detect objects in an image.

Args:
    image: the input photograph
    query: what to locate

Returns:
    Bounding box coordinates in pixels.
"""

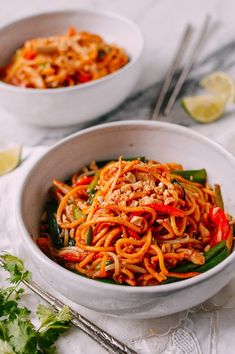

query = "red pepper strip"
[37,237,50,253]
[23,50,36,60]
[128,228,141,240]
[74,176,94,187]
[209,207,230,247]
[78,71,92,83]
[58,253,87,263]
[67,26,77,37]
[145,203,185,217]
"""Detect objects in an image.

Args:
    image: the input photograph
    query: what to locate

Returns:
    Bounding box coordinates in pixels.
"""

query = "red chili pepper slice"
[74,176,94,187]
[67,26,77,37]
[144,203,185,217]
[78,71,92,83]
[128,228,141,240]
[37,237,50,253]
[58,253,86,263]
[209,206,230,247]
[23,50,36,60]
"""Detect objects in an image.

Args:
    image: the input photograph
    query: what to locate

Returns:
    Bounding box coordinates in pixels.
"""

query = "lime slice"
[0,144,22,176]
[181,95,226,123]
[200,71,235,103]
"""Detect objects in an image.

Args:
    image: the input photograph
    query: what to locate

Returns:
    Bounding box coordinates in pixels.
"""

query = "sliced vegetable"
[74,175,94,186]
[87,171,100,204]
[214,184,224,210]
[46,201,62,249]
[73,205,84,220]
[96,260,112,270]
[86,227,93,245]
[87,171,100,194]
[96,156,146,168]
[172,169,207,184]
[59,253,84,263]
[209,206,230,247]
[145,203,185,217]
[170,241,227,274]
[36,237,50,253]
[163,242,229,284]
[53,179,71,194]
[69,239,76,246]
[125,156,146,162]
[23,50,36,60]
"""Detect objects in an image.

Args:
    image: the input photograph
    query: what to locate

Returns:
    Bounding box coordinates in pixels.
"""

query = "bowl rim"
[0,9,144,94]
[17,120,235,293]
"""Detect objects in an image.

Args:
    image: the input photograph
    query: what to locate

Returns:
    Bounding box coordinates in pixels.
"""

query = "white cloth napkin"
[1,138,235,354]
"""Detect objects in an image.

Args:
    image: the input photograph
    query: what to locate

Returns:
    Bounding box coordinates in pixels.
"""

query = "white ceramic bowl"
[17,121,235,319]
[0,10,143,127]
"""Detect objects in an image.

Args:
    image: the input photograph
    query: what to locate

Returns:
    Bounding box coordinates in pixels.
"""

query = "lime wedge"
[200,71,235,103]
[0,144,22,176]
[181,95,226,123]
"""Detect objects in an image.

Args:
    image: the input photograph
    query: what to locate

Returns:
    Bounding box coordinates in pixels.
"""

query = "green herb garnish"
[0,254,72,354]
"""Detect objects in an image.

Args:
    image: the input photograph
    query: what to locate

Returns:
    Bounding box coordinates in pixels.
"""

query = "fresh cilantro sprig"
[0,254,72,354]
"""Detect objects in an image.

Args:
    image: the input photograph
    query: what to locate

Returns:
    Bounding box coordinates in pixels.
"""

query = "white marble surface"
[1,1,235,354]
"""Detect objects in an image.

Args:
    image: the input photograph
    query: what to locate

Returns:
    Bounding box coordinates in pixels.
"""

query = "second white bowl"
[0,10,144,126]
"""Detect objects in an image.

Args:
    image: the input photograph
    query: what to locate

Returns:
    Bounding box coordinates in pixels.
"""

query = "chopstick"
[0,258,136,354]
[151,24,194,120]
[163,15,211,116]
[151,15,211,119]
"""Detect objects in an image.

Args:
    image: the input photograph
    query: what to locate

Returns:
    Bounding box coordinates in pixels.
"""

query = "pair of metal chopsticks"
[151,16,211,120]
[0,258,136,354]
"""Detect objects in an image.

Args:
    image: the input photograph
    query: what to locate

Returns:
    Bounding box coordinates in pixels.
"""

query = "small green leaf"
[0,254,31,284]
[36,305,72,350]
[7,319,36,353]
[0,339,15,354]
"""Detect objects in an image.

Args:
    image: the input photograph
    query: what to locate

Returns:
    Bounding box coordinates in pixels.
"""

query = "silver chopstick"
[26,280,136,354]
[0,258,136,354]
[163,15,211,117]
[151,24,194,120]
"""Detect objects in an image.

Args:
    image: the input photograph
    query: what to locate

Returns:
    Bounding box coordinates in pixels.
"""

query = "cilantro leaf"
[37,305,72,328]
[0,339,15,354]
[36,305,72,350]
[0,254,31,284]
[7,318,36,353]
[0,254,72,354]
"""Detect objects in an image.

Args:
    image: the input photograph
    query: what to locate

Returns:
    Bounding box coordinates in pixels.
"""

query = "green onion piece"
[46,201,62,249]
[214,184,224,210]
[69,239,75,246]
[163,241,228,284]
[86,227,93,245]
[96,278,129,285]
[87,171,100,204]
[40,63,46,69]
[95,260,112,271]
[172,169,207,184]
[96,156,146,168]
[96,279,119,285]
[73,206,84,220]
[87,171,100,195]
[124,156,146,162]
[168,241,226,274]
